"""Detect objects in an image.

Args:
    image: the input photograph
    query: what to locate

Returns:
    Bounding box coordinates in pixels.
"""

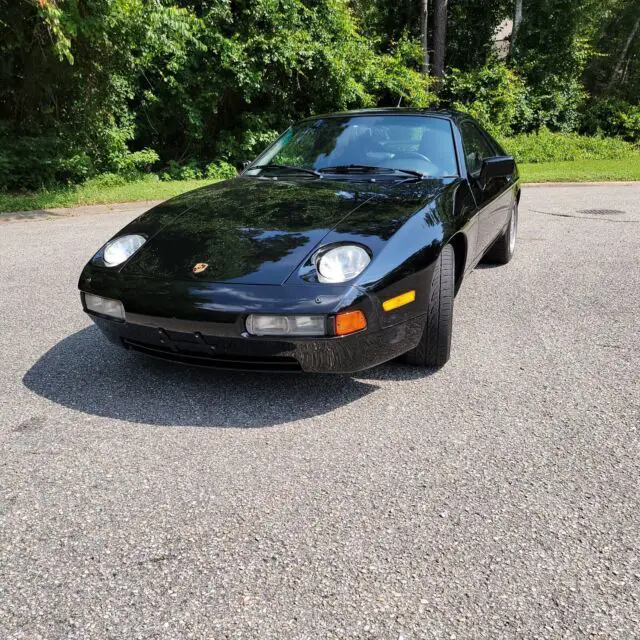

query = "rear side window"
[459,121,495,176]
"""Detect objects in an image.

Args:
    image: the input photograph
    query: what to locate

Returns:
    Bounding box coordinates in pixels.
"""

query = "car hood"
[121,176,449,285]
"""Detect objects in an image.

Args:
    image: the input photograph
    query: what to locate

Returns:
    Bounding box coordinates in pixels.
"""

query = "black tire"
[482,201,518,265]
[403,244,455,368]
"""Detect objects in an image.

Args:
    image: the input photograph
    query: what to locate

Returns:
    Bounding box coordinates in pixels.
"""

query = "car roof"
[299,107,470,124]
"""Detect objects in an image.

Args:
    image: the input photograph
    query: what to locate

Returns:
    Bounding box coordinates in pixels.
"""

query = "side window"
[459,122,495,176]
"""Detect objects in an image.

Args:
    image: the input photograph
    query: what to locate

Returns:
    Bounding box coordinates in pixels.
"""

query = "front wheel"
[482,201,518,265]
[403,244,455,368]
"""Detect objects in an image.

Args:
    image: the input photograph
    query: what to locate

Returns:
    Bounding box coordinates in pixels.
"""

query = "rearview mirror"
[478,156,515,189]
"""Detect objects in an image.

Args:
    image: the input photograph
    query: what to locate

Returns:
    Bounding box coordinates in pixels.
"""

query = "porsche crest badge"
[192,262,209,274]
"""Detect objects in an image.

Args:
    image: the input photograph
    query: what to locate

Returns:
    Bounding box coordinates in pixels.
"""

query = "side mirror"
[478,156,515,189]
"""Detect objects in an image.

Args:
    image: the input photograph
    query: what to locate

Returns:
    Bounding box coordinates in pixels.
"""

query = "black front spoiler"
[89,313,425,374]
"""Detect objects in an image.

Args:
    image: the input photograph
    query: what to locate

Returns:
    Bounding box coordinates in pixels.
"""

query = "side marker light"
[382,290,416,312]
[335,310,367,336]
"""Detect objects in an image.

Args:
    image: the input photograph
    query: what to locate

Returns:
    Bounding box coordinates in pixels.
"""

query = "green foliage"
[0,0,175,190]
[348,0,421,50]
[205,161,238,181]
[366,38,435,107]
[512,0,595,83]
[135,2,433,163]
[0,174,215,214]
[112,149,160,178]
[522,76,587,133]
[501,127,639,163]
[159,160,237,182]
[509,0,601,133]
[445,62,589,136]
[445,64,532,136]
[446,0,512,70]
[583,0,640,103]
[0,130,94,191]
[349,0,514,71]
[160,161,204,182]
[34,0,74,64]
[581,98,640,142]
[1,0,639,193]
[85,173,130,189]
[0,0,434,192]
[518,158,640,183]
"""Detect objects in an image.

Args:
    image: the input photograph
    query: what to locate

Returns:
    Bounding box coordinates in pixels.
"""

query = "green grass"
[1,159,639,214]
[0,176,217,213]
[501,129,638,164]
[519,158,640,183]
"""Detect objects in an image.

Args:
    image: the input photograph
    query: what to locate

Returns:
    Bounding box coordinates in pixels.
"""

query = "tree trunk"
[512,0,523,48]
[421,0,429,75]
[607,16,640,90]
[433,0,448,80]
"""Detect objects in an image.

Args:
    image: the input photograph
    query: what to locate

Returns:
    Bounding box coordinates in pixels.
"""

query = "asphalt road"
[1,184,639,639]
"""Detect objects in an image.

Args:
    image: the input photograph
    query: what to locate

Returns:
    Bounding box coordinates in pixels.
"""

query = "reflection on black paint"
[120,177,451,285]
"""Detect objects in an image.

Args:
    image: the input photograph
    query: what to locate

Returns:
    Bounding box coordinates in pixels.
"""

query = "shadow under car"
[22,326,433,428]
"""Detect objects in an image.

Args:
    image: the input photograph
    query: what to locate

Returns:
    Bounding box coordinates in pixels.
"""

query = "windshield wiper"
[249,164,322,177]
[318,164,425,179]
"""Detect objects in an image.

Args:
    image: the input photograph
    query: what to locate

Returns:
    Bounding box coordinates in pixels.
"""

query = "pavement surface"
[1,184,639,639]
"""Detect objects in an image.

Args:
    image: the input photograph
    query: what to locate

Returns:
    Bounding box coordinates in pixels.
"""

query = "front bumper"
[79,264,435,373]
[88,312,425,373]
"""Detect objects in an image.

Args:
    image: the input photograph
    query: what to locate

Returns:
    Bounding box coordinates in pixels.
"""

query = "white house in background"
[493,19,513,59]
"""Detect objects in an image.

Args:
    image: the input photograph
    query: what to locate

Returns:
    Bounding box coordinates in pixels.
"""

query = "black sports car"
[79,109,519,373]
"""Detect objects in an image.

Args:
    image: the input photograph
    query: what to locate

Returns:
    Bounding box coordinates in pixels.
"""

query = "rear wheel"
[482,201,518,265]
[403,244,455,368]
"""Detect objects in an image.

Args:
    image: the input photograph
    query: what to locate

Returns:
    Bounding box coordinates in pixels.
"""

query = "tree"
[0,0,434,191]
[421,0,429,74]
[2,0,637,192]
[607,15,640,90]
[433,0,448,80]
[513,0,523,48]
[446,0,512,70]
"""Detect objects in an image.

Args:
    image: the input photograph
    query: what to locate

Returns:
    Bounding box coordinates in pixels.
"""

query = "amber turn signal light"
[382,290,416,312]
[335,310,367,336]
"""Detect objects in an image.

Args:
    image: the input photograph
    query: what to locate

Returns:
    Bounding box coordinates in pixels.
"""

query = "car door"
[459,121,513,256]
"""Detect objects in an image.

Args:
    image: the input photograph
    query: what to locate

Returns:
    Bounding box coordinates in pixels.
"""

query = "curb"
[522,181,639,188]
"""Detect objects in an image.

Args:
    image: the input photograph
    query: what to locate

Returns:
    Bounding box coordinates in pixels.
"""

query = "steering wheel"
[392,151,432,163]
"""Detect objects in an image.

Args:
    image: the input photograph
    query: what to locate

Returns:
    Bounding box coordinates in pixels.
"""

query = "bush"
[205,161,237,180]
[445,64,588,137]
[524,76,586,133]
[115,149,160,178]
[159,159,237,181]
[80,173,160,192]
[501,127,639,164]
[0,118,161,191]
[82,173,129,189]
[2,1,438,192]
[159,160,203,181]
[57,153,93,183]
[581,98,640,143]
[445,64,533,137]
[0,133,97,191]
[215,118,281,163]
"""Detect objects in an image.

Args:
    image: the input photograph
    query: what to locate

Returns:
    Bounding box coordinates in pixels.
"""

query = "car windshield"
[246,115,459,178]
